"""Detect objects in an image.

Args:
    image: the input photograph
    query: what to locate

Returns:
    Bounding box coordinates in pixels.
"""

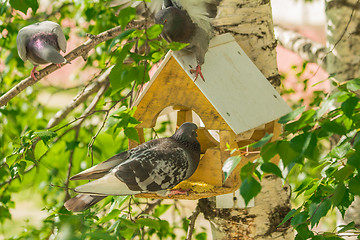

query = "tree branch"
[0,25,122,107]
[46,66,113,129]
[186,205,201,240]
[274,25,327,66]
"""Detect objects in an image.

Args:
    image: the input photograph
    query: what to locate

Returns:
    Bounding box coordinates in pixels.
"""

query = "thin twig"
[46,66,113,129]
[136,199,162,218]
[186,205,201,240]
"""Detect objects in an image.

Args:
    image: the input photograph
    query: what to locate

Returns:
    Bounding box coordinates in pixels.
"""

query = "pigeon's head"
[154,7,194,43]
[172,122,199,144]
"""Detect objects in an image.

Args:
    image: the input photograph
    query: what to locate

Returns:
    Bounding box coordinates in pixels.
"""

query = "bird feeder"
[129,34,291,200]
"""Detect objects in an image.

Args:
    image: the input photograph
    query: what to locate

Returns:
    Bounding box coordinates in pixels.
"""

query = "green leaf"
[332,183,346,206]
[108,29,136,52]
[278,141,301,167]
[278,106,305,124]
[330,142,351,159]
[240,162,256,181]
[309,198,332,228]
[348,151,360,169]
[34,130,57,146]
[118,7,136,29]
[10,0,38,14]
[146,24,163,40]
[321,120,348,135]
[260,142,278,162]
[295,224,314,239]
[34,140,48,160]
[253,133,273,148]
[124,127,140,143]
[346,78,360,91]
[240,177,261,206]
[341,96,359,118]
[260,162,283,178]
[314,98,334,120]
[291,212,308,226]
[167,41,189,51]
[10,161,26,180]
[290,132,318,160]
[337,188,354,218]
[338,221,356,233]
[278,208,298,226]
[154,204,172,217]
[222,156,241,183]
[136,218,160,230]
[285,109,316,133]
[333,165,355,182]
[349,177,360,196]
[65,140,80,152]
[99,209,121,224]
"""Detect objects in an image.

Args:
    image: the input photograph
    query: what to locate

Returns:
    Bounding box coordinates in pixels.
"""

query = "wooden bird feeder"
[129,34,291,200]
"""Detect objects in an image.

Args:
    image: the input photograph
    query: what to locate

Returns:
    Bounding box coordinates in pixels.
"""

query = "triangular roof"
[133,34,291,134]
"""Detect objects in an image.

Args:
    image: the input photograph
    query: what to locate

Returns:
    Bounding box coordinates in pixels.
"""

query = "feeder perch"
[129,34,291,200]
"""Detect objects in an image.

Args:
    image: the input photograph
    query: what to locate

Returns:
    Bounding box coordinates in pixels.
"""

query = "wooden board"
[172,33,292,134]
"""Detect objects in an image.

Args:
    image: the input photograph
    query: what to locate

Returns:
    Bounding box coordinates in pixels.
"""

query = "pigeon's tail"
[64,194,106,212]
[38,43,66,64]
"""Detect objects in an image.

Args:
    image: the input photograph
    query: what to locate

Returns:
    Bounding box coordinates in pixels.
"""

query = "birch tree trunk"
[198,0,293,239]
[325,0,360,83]
[326,0,360,235]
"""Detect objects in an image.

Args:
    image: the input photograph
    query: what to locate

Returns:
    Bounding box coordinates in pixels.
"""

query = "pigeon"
[112,0,222,81]
[155,0,221,81]
[64,122,200,212]
[16,21,67,80]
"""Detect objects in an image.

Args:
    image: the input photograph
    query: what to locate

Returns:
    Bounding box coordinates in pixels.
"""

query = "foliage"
[226,77,360,239]
[0,1,206,239]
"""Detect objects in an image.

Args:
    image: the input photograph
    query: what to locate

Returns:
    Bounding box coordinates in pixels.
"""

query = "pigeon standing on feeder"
[16,21,67,80]
[112,0,222,81]
[64,122,201,212]
[155,0,222,81]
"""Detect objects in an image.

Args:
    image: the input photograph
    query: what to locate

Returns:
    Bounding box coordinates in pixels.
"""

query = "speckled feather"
[65,122,200,212]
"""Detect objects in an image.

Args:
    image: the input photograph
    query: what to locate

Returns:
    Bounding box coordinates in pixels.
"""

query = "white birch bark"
[198,0,293,239]
[325,0,360,82]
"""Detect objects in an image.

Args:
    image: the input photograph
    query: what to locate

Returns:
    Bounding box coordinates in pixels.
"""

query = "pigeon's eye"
[164,19,168,24]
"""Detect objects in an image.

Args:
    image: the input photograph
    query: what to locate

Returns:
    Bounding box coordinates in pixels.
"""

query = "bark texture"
[213,0,280,87]
[199,175,292,239]
[325,0,360,82]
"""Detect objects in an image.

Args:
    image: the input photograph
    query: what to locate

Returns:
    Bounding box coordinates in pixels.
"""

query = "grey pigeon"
[112,0,222,81]
[16,21,67,80]
[64,122,200,212]
[155,0,221,81]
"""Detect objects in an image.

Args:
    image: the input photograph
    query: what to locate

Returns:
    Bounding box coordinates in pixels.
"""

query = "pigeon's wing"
[172,0,221,32]
[70,151,130,180]
[115,144,191,191]
[51,23,67,53]
[73,141,192,196]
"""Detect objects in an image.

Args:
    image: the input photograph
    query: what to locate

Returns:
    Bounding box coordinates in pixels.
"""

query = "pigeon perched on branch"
[64,122,200,212]
[112,0,222,81]
[16,21,67,80]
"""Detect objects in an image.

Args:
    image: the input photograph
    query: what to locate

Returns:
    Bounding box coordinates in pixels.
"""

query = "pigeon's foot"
[30,67,39,80]
[56,63,62,68]
[168,188,190,197]
[190,65,205,82]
